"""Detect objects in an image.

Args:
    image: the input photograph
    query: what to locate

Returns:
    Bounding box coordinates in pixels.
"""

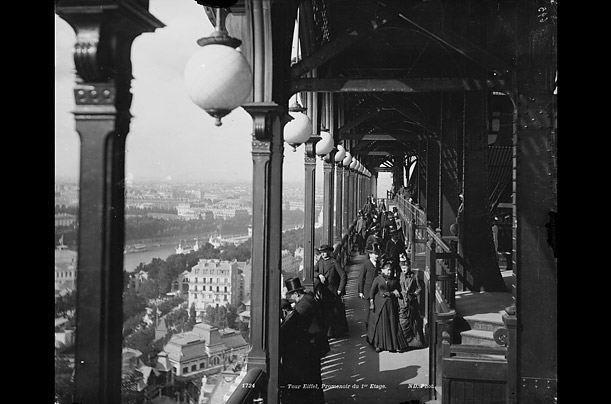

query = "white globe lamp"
[184,7,252,127]
[342,151,352,167]
[334,144,346,163]
[283,101,312,151]
[315,129,334,157]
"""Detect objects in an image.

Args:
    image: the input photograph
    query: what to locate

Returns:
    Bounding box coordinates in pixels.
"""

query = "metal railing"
[335,219,357,268]
[224,368,266,404]
[394,194,517,404]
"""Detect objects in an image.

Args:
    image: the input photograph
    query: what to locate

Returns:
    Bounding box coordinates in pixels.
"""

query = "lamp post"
[334,144,346,242]
[184,6,253,126]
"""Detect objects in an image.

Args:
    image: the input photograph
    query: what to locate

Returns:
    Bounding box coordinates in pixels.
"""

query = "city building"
[237,300,250,327]
[280,249,300,279]
[126,270,149,291]
[55,317,75,350]
[160,323,248,377]
[175,238,199,254]
[55,244,77,293]
[187,259,241,318]
[55,213,77,227]
[171,270,191,295]
[235,260,250,305]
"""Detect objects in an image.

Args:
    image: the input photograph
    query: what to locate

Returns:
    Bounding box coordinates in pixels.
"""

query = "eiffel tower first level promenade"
[318,250,433,404]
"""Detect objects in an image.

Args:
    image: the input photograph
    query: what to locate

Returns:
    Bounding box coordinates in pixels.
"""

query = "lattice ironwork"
[311,0,331,46]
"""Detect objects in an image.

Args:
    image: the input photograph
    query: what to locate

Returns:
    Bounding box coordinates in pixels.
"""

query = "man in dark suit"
[358,243,380,334]
[313,244,348,337]
[280,277,327,404]
[354,210,367,254]
[385,229,405,279]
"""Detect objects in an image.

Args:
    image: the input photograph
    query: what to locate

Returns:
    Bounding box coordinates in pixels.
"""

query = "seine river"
[123,244,178,272]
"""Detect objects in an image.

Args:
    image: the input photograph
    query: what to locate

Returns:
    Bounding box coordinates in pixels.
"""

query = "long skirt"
[367,297,409,352]
[399,299,425,348]
[280,340,325,404]
[326,296,349,338]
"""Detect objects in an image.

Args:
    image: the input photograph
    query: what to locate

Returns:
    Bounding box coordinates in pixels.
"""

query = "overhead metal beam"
[384,3,513,75]
[373,95,438,136]
[290,77,508,94]
[353,150,407,156]
[291,10,399,78]
[341,132,426,141]
[338,109,382,134]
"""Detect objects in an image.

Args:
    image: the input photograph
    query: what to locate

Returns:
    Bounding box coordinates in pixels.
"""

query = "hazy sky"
[54,0,322,185]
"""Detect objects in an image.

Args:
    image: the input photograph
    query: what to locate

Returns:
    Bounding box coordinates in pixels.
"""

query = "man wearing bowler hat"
[280,277,327,404]
[358,242,381,334]
[385,229,405,279]
[313,244,348,337]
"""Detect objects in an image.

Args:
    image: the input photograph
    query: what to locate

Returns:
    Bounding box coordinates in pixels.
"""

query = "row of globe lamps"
[285,101,370,176]
[183,4,370,177]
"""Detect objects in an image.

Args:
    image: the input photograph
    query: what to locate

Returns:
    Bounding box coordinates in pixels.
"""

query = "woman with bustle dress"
[398,253,425,348]
[367,259,409,352]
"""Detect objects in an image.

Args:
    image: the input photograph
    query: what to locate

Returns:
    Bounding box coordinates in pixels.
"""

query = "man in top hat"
[358,242,381,334]
[313,244,348,337]
[280,298,294,324]
[280,277,327,404]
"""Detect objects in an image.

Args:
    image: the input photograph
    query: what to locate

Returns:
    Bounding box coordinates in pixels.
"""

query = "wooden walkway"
[320,251,434,404]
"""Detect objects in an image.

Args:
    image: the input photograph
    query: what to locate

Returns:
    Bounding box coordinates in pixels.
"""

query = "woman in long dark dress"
[398,254,425,348]
[367,260,409,352]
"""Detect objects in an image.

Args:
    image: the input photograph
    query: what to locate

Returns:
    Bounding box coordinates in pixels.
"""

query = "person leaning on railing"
[280,277,328,404]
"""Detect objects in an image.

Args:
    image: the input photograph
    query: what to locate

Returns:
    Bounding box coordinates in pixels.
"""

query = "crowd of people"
[355,196,425,353]
[279,243,349,404]
[278,196,425,403]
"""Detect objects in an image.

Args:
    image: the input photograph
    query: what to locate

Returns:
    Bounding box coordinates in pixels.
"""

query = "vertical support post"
[462,92,506,292]
[73,86,127,404]
[427,241,437,390]
[353,170,358,220]
[415,140,427,208]
[426,139,440,228]
[514,13,557,399]
[303,137,319,290]
[243,102,285,404]
[345,169,353,227]
[323,154,335,245]
[359,174,364,209]
[334,164,344,242]
[410,219,417,265]
[440,93,461,237]
[342,164,350,234]
[435,310,456,401]
[503,312,518,404]
[55,4,163,403]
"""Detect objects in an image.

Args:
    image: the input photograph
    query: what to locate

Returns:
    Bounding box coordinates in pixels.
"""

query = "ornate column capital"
[304,136,320,164]
[243,102,285,141]
[56,1,164,82]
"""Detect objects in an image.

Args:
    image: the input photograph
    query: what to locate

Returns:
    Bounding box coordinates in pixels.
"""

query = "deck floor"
[320,251,433,404]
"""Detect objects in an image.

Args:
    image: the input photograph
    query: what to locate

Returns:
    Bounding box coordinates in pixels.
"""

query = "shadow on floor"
[320,251,433,404]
